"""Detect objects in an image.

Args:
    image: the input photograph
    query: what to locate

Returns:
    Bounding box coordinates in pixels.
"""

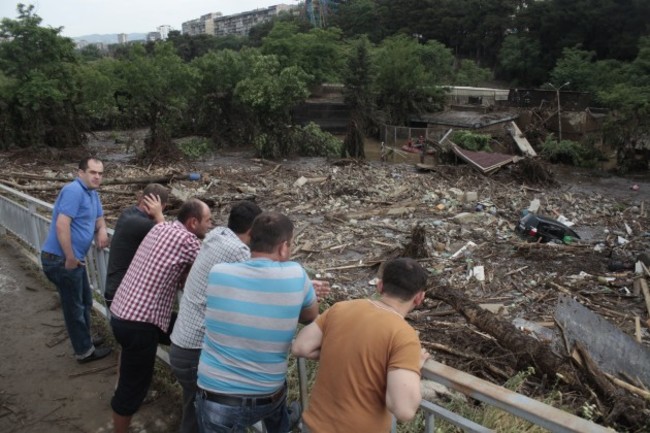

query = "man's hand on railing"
[312,280,331,301]
[419,348,431,369]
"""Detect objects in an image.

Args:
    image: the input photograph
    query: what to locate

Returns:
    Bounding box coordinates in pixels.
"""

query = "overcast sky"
[1,0,296,37]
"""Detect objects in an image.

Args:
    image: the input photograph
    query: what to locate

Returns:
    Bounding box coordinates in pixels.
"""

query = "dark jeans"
[41,252,94,358]
[195,386,289,433]
[169,344,201,433]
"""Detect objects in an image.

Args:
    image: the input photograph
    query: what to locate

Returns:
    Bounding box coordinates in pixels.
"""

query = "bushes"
[293,122,342,157]
[452,130,492,151]
[176,137,212,159]
[540,136,599,167]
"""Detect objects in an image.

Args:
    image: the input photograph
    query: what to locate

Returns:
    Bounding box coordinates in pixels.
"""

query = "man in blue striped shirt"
[196,211,318,433]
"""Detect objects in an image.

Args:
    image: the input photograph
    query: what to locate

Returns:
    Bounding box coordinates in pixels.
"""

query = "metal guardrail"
[0,183,613,433]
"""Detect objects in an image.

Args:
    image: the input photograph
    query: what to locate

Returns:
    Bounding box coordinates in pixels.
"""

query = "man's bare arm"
[292,321,323,360]
[94,216,109,248]
[385,368,422,422]
[298,301,318,325]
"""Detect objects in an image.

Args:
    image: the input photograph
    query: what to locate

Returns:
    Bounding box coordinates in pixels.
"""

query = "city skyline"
[0,0,294,37]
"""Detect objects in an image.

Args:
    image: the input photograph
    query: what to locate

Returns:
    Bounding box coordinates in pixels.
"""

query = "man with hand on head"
[104,183,169,310]
[195,211,320,433]
[292,257,430,433]
[41,156,111,364]
[109,198,212,433]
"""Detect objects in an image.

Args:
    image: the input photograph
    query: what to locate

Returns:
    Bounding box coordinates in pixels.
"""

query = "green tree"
[453,59,492,86]
[0,4,83,148]
[235,52,311,157]
[79,44,104,62]
[597,38,650,171]
[342,36,377,134]
[167,32,225,62]
[373,35,445,125]
[518,0,649,78]
[262,22,344,85]
[75,59,118,129]
[330,0,383,42]
[497,34,546,85]
[111,43,198,159]
[190,48,252,145]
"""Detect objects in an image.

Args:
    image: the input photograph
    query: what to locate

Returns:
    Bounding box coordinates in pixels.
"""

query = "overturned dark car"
[515,213,581,243]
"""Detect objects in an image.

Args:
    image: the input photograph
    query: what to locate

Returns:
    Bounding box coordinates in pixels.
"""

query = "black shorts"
[110,317,164,416]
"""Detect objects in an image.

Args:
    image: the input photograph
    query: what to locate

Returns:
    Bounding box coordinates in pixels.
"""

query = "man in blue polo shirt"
[41,157,112,364]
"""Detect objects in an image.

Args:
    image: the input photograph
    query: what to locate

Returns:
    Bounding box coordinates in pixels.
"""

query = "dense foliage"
[452,131,492,152]
[0,1,648,163]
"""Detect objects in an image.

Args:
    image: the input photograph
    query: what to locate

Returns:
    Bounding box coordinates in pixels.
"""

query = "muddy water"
[551,165,650,205]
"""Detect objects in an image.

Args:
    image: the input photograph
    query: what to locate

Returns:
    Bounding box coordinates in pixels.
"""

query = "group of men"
[41,156,431,433]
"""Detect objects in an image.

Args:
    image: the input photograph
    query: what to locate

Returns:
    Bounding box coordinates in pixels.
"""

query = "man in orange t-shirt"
[292,258,430,432]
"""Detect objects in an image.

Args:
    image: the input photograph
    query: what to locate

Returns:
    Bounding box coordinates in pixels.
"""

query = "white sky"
[1,0,297,37]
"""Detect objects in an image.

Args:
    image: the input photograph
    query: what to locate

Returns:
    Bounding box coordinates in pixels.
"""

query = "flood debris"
[1,145,649,431]
[555,295,650,389]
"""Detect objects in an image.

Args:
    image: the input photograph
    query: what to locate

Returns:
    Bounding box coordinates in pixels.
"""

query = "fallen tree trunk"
[574,342,648,428]
[428,286,579,386]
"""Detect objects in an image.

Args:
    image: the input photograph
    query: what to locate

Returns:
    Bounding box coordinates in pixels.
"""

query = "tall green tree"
[498,34,546,86]
[373,35,445,125]
[234,52,312,157]
[330,0,383,42]
[261,22,344,85]
[190,48,252,144]
[518,0,649,79]
[0,4,83,148]
[343,36,377,134]
[111,43,198,159]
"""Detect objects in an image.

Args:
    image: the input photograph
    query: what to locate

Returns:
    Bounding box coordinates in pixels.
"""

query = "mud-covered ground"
[1,136,649,431]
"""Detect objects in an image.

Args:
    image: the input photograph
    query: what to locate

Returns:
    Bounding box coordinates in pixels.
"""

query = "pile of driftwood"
[1,151,648,430]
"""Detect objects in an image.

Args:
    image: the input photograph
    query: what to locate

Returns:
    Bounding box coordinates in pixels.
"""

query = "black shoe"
[78,347,112,364]
[92,336,105,346]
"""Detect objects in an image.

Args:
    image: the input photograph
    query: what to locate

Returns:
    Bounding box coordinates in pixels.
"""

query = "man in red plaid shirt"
[109,198,212,433]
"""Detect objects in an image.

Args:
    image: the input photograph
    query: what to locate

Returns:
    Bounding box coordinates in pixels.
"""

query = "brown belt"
[41,251,62,260]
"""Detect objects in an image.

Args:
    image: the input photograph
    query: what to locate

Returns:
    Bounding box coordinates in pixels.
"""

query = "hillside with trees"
[0,1,648,166]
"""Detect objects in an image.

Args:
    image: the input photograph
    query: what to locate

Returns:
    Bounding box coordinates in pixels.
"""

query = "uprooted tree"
[428,286,649,428]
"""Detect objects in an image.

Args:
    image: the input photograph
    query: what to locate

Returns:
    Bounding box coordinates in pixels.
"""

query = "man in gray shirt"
[169,201,262,433]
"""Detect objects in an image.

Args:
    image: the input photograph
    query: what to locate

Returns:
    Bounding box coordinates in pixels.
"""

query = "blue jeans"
[41,252,94,358]
[195,387,290,433]
[169,344,201,433]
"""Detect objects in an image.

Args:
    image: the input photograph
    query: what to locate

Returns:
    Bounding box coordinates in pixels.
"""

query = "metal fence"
[0,183,611,433]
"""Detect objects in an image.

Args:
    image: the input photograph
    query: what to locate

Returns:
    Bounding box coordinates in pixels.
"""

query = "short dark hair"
[228,201,262,234]
[249,212,294,253]
[177,198,207,224]
[79,157,102,171]
[381,258,428,301]
[142,183,169,205]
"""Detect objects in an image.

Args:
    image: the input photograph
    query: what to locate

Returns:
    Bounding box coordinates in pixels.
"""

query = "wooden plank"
[640,278,650,317]
[507,121,537,157]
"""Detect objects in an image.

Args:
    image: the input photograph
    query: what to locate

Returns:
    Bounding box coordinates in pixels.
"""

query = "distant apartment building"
[157,25,172,40]
[146,31,161,42]
[213,4,293,36]
[182,12,222,36]
[181,5,294,37]
[117,33,128,44]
